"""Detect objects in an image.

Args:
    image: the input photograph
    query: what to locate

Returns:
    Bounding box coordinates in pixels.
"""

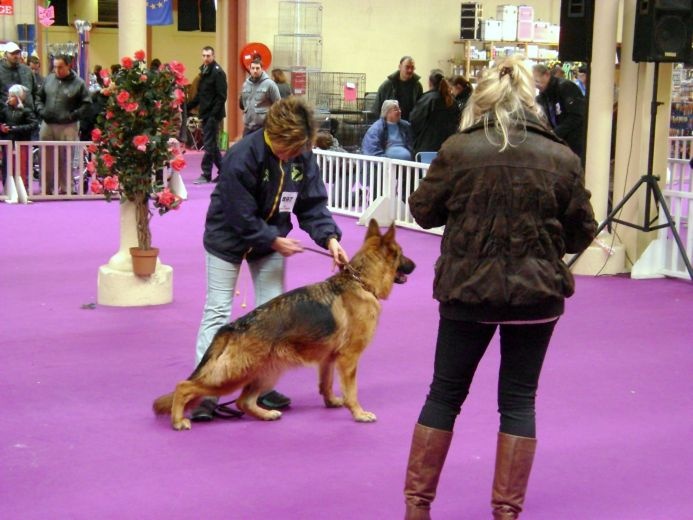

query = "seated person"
[360,99,413,161]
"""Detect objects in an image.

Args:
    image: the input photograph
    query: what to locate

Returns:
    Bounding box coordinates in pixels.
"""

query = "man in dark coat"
[35,54,91,195]
[187,46,228,184]
[372,56,423,121]
[533,64,585,161]
[0,42,38,111]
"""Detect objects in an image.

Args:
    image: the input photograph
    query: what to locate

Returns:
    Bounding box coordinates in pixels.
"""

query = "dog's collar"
[342,264,378,298]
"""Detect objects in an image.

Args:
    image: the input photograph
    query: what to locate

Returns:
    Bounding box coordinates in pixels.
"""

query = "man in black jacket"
[372,56,423,122]
[187,46,227,184]
[0,42,38,110]
[533,64,585,161]
[35,54,91,195]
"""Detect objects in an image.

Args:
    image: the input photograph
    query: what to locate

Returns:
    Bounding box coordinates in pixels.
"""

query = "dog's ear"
[383,223,396,244]
[366,218,381,239]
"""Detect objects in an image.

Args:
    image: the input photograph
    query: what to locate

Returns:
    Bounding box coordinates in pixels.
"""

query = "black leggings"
[418,317,557,438]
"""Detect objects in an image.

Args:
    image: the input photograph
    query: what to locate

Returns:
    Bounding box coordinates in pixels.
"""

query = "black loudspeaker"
[559,0,595,62]
[51,0,69,27]
[633,0,692,62]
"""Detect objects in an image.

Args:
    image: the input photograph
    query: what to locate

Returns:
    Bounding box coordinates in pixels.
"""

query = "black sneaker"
[190,396,218,422]
[193,174,211,184]
[257,390,292,410]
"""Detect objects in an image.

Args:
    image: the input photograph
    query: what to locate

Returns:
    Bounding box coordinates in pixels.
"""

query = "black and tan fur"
[153,220,415,430]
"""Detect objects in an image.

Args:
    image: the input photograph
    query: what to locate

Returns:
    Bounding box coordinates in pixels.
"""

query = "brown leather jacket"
[409,113,596,322]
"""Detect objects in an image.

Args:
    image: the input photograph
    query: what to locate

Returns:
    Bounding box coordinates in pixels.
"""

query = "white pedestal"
[565,243,626,276]
[97,263,173,306]
[96,200,174,306]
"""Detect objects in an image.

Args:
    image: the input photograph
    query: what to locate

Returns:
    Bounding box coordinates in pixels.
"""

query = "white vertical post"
[569,0,626,275]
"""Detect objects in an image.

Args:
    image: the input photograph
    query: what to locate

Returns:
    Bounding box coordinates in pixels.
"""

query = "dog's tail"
[152,392,174,415]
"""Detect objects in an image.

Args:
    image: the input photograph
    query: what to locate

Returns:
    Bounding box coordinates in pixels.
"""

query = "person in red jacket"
[403,56,596,519]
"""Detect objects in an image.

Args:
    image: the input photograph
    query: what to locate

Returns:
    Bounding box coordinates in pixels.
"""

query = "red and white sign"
[291,68,307,96]
[0,0,15,16]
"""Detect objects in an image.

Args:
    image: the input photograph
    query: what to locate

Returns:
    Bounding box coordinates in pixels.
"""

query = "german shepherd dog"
[153,220,415,430]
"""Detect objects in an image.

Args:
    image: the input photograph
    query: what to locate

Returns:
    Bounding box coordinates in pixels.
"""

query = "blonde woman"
[404,56,596,519]
[191,97,349,420]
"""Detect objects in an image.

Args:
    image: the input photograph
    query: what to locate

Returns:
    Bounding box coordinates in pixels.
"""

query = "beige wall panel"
[248,0,560,92]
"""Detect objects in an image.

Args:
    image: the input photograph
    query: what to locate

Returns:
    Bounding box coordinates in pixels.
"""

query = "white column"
[569,0,626,275]
[97,0,173,306]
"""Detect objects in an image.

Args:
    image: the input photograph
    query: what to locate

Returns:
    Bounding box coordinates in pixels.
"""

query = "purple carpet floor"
[1,152,692,519]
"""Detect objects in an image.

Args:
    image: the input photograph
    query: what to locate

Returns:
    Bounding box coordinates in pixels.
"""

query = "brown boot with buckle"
[403,423,453,519]
[491,432,537,519]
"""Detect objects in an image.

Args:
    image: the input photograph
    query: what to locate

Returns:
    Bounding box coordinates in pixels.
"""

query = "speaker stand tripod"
[568,62,693,281]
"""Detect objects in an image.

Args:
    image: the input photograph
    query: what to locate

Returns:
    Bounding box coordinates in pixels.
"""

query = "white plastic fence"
[660,136,692,279]
[314,148,442,235]
[1,140,182,204]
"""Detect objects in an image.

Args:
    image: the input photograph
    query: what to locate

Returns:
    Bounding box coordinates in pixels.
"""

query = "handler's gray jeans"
[194,251,284,365]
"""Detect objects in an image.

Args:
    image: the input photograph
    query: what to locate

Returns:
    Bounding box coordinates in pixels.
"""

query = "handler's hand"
[327,238,349,269]
[272,237,304,257]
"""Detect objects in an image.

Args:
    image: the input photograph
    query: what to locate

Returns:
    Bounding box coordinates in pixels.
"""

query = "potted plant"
[88,50,187,276]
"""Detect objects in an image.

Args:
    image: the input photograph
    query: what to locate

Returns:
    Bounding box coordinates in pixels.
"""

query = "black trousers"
[201,116,222,178]
[418,317,557,438]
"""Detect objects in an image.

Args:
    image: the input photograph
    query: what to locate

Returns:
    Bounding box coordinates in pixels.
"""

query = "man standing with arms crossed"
[188,46,227,184]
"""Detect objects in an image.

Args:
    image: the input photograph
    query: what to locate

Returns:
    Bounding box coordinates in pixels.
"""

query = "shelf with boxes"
[454,3,560,79]
[451,40,559,80]
[670,65,692,137]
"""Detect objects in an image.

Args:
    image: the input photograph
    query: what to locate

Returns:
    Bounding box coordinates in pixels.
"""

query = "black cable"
[595,63,642,277]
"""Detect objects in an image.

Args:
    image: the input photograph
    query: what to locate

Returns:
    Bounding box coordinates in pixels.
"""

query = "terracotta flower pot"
[130,247,159,277]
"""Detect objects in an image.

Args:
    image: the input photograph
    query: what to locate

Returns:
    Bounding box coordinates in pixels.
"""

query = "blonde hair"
[265,97,316,157]
[460,56,541,151]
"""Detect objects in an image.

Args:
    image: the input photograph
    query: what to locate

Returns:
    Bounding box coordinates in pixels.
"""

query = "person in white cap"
[0,42,38,111]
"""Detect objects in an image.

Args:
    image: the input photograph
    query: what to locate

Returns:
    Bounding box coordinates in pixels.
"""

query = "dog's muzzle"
[395,256,416,284]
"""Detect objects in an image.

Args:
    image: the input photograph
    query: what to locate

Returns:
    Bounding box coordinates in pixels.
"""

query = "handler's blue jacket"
[203,129,342,264]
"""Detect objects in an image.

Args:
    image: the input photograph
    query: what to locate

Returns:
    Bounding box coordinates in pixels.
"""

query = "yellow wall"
[32,0,561,89]
[248,0,561,92]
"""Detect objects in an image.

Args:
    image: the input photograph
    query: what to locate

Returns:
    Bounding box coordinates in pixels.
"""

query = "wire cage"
[304,72,370,151]
[273,35,323,71]
[277,1,323,36]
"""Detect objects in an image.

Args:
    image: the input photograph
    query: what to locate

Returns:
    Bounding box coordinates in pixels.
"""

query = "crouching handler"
[191,97,349,421]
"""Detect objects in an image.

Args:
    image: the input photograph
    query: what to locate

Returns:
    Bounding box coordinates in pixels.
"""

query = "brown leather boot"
[404,423,453,519]
[491,432,537,519]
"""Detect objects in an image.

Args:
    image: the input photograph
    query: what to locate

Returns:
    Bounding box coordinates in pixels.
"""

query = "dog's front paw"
[263,410,282,421]
[353,411,377,423]
[324,396,344,408]
[173,418,192,431]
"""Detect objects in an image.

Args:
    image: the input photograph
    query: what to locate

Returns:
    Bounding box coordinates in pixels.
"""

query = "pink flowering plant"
[89,50,188,250]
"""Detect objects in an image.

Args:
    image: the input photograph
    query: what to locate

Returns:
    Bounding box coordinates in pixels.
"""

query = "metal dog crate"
[304,72,371,151]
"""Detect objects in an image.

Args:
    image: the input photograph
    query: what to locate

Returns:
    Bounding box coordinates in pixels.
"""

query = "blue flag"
[147,0,173,26]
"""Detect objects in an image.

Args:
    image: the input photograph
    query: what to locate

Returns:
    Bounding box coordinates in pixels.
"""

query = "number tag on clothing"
[279,192,298,213]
